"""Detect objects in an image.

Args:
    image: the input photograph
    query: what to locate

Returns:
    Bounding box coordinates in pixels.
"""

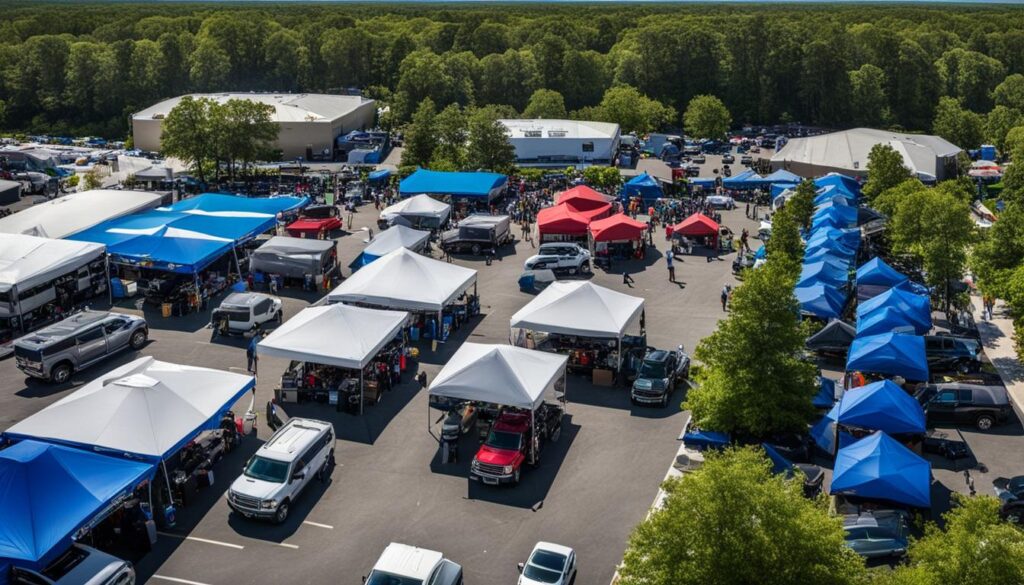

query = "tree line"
[3,2,1024,143]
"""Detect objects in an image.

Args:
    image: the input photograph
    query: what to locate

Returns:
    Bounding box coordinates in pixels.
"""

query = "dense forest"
[2,2,1024,143]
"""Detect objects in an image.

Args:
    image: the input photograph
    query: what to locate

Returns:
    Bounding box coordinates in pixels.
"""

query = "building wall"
[510,135,620,166]
[132,118,163,153]
[768,159,868,179]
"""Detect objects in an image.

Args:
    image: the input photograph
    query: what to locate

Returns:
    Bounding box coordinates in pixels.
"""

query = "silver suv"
[14,310,148,384]
[524,243,592,275]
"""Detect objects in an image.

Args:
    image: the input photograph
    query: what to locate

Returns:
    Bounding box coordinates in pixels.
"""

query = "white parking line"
[152,576,214,585]
[157,532,245,550]
[302,520,334,530]
[277,542,300,549]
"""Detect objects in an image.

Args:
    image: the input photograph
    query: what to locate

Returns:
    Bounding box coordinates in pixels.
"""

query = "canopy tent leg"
[12,283,23,334]
[359,369,364,416]
[105,255,113,306]
[231,245,243,281]
[530,407,536,466]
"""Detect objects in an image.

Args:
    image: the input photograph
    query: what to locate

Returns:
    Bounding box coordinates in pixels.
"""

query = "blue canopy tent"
[771,182,799,198]
[810,410,857,454]
[804,248,853,269]
[723,169,765,190]
[805,239,857,262]
[830,432,931,508]
[399,168,508,201]
[856,306,919,337]
[622,173,663,201]
[797,258,850,289]
[814,377,838,409]
[368,169,391,184]
[812,206,858,229]
[763,169,802,184]
[682,428,731,449]
[753,245,767,260]
[856,287,931,334]
[762,443,797,475]
[810,214,849,231]
[856,257,908,288]
[813,185,858,207]
[846,333,929,381]
[814,195,851,211]
[689,177,717,190]
[168,193,308,217]
[814,173,861,196]
[795,283,848,319]
[806,226,860,251]
[0,440,154,575]
[829,380,926,435]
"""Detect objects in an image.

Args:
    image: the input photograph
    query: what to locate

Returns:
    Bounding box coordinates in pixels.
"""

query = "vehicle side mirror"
[517,563,524,573]
[291,472,305,482]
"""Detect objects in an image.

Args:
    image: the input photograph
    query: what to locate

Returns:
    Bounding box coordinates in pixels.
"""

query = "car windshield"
[523,550,566,583]
[244,456,289,483]
[486,430,521,451]
[365,571,423,585]
[638,360,667,378]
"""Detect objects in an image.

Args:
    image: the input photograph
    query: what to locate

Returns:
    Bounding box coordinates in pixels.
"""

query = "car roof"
[374,543,443,580]
[221,292,272,308]
[644,350,670,362]
[258,418,332,461]
[532,542,573,557]
[20,311,119,342]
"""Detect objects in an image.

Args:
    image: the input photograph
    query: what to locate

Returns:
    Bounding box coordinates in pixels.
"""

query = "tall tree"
[932,96,985,150]
[685,257,817,436]
[432,103,468,169]
[994,73,1024,111]
[986,105,1022,155]
[214,98,278,179]
[618,447,866,585]
[848,64,891,127]
[788,179,817,231]
[862,143,912,205]
[683,94,732,140]
[522,89,567,120]
[400,98,439,168]
[764,203,803,277]
[935,48,1006,112]
[159,95,217,181]
[586,85,675,134]
[466,106,515,173]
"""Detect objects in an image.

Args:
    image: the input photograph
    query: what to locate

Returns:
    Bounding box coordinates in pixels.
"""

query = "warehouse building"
[770,128,962,181]
[132,93,376,160]
[500,119,620,167]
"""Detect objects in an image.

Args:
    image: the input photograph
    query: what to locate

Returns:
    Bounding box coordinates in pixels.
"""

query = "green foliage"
[400,98,438,169]
[82,167,103,191]
[971,202,1024,298]
[765,203,804,277]
[466,106,515,173]
[1005,126,1024,156]
[902,495,1024,585]
[863,143,912,205]
[934,48,1006,112]
[685,258,817,436]
[618,447,866,585]
[985,106,1022,155]
[849,64,891,128]
[994,74,1024,111]
[788,179,817,231]
[65,175,79,188]
[580,166,621,191]
[432,103,468,170]
[682,94,731,139]
[522,89,567,120]
[159,95,217,181]
[932,96,985,150]
[580,85,676,134]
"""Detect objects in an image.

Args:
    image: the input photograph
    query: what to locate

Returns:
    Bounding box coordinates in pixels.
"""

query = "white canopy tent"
[379,194,451,228]
[0,234,105,294]
[329,247,477,313]
[3,356,254,462]
[257,304,409,414]
[361,225,430,258]
[0,190,161,239]
[429,343,568,410]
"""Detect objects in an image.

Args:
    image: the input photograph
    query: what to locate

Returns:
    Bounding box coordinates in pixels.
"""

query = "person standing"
[622,271,635,288]
[721,284,730,312]
[665,249,675,283]
[247,333,260,373]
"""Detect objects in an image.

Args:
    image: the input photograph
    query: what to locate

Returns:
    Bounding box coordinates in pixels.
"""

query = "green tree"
[400,97,439,168]
[618,447,866,585]
[188,38,230,92]
[432,103,468,169]
[159,95,218,181]
[986,105,1022,155]
[581,166,621,191]
[932,96,985,150]
[214,98,278,179]
[522,89,567,119]
[935,48,1006,112]
[764,203,803,277]
[994,73,1024,111]
[586,85,675,134]
[1005,126,1024,156]
[685,258,817,436]
[683,94,732,140]
[901,496,1024,584]
[862,143,912,205]
[971,202,1024,297]
[788,179,817,231]
[848,64,891,127]
[466,106,515,173]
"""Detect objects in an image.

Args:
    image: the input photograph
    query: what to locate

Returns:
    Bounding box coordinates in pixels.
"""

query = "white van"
[227,418,334,524]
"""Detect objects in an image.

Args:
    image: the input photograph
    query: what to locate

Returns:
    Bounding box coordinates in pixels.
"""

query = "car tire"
[273,500,290,524]
[512,467,521,485]
[129,329,148,350]
[580,261,591,275]
[471,244,482,256]
[977,414,995,431]
[275,311,283,323]
[50,362,72,384]
[318,450,333,481]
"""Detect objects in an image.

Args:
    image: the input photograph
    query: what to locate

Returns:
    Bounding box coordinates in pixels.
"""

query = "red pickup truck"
[470,404,563,486]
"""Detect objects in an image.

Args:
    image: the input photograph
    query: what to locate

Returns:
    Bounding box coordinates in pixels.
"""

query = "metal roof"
[134,93,374,124]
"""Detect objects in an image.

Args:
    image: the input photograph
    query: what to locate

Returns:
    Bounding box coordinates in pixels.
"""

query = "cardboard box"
[281,388,299,403]
[592,368,614,387]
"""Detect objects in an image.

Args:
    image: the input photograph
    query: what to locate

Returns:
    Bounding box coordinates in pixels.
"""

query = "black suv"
[924,335,982,374]
[630,347,690,407]
[915,382,1013,430]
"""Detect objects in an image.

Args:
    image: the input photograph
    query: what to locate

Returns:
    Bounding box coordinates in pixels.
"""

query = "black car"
[915,382,1013,430]
[722,153,735,164]
[630,347,690,407]
[924,335,982,373]
[995,476,1024,523]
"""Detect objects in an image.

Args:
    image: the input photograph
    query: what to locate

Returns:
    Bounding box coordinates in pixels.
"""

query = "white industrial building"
[500,119,620,167]
[132,93,376,160]
[770,128,962,181]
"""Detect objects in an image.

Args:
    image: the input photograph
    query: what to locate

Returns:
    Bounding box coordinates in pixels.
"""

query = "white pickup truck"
[364,543,463,585]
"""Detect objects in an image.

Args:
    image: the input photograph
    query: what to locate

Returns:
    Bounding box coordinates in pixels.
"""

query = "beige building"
[132,93,376,160]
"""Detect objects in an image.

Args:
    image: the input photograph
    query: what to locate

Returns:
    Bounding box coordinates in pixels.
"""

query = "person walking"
[721,284,730,312]
[622,271,635,288]
[665,249,675,283]
[247,333,260,373]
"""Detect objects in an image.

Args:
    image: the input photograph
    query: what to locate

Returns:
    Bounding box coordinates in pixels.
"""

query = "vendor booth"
[855,257,909,301]
[3,357,255,529]
[329,247,478,343]
[0,440,155,580]
[806,319,856,355]
[846,332,929,382]
[589,213,647,263]
[249,236,337,286]
[0,234,108,346]
[830,431,931,508]
[0,189,161,240]
[723,169,765,190]
[399,169,508,204]
[855,287,931,334]
[537,205,590,244]
[379,194,452,230]
[795,283,848,320]
[672,213,720,250]
[797,258,850,289]
[622,173,662,201]
[557,185,615,208]
[349,225,430,272]
[257,304,409,414]
[510,281,645,381]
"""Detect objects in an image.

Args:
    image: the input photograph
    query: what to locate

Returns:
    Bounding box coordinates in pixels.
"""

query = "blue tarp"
[764,169,802,184]
[723,169,765,190]
[846,333,929,381]
[813,185,858,206]
[806,226,860,251]
[856,257,909,288]
[798,258,850,289]
[805,239,857,261]
[831,432,931,508]
[399,168,508,199]
[856,287,931,334]
[815,173,862,196]
[0,440,154,572]
[169,193,307,216]
[622,172,663,200]
[368,169,391,183]
[689,177,717,189]
[795,283,848,319]
[762,443,795,475]
[812,206,858,229]
[683,429,731,449]
[857,306,920,337]
[814,196,851,211]
[830,380,926,434]
[811,411,857,454]
[814,377,838,409]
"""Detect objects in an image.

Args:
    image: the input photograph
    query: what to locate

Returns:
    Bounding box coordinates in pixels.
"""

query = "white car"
[211,292,283,336]
[365,543,464,585]
[524,243,591,275]
[518,542,577,585]
[227,418,334,524]
[706,195,735,210]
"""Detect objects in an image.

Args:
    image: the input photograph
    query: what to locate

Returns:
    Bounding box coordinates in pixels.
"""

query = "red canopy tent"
[589,213,647,242]
[672,213,720,247]
[557,185,615,211]
[564,201,612,221]
[537,205,590,242]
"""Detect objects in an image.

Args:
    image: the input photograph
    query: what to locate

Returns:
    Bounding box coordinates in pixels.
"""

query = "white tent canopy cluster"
[510,281,644,339]
[429,343,568,410]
